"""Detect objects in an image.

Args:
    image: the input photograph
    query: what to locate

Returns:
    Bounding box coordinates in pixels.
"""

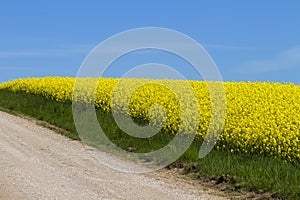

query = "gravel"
[0,111,227,200]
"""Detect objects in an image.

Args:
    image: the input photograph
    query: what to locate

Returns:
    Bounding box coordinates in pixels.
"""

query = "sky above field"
[1,0,300,84]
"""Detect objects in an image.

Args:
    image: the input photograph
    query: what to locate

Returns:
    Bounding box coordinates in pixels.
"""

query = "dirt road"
[0,111,226,200]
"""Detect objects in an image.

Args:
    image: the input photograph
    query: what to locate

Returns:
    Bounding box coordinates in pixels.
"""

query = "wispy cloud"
[203,44,250,51]
[86,42,251,56]
[0,45,93,58]
[0,42,250,59]
[0,66,35,70]
[235,46,300,74]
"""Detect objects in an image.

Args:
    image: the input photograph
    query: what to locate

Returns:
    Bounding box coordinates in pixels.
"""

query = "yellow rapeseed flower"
[1,77,299,163]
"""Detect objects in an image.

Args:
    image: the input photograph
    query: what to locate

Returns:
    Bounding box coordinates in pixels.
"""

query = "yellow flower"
[1,77,299,163]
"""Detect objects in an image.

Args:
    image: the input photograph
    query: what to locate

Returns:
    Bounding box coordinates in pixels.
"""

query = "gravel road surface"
[0,111,227,200]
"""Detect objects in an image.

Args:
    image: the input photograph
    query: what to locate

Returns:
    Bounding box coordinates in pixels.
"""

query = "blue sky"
[1,0,300,84]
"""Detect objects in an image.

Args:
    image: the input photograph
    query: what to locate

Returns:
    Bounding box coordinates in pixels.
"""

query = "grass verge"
[0,89,299,199]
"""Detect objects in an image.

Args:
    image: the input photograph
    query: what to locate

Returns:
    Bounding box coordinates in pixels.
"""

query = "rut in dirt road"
[0,111,227,200]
